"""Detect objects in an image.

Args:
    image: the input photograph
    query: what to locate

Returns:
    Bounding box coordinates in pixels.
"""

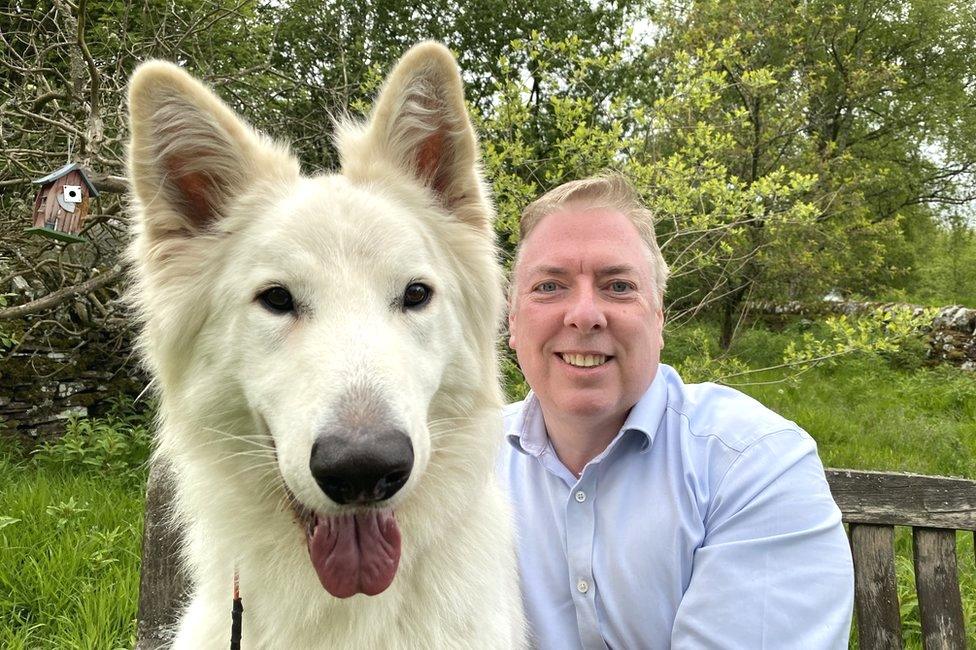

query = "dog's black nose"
[309,431,414,505]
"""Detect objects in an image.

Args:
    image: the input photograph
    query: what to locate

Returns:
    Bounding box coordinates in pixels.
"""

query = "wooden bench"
[827,469,976,649]
[136,465,976,649]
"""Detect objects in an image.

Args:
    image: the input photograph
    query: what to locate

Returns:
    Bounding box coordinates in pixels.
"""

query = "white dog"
[127,43,525,648]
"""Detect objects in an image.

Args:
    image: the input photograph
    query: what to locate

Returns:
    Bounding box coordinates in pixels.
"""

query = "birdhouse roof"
[32,162,100,197]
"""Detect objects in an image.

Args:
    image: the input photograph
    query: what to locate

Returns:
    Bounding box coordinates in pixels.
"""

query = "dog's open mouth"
[288,493,401,598]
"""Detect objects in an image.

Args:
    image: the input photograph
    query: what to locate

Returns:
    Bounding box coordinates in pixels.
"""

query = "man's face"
[508,207,664,427]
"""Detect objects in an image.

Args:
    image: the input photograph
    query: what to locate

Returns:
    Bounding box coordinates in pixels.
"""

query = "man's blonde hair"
[512,173,669,306]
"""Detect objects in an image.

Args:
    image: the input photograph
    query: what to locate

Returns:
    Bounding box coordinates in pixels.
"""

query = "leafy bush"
[667,326,750,384]
[32,396,152,484]
[781,307,937,373]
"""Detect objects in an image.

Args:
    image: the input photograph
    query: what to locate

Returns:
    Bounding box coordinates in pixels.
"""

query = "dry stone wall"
[0,342,144,446]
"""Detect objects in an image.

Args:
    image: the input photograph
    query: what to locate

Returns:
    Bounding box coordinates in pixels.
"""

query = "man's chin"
[545,392,629,424]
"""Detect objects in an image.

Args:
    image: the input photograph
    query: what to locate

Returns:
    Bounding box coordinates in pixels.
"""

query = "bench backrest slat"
[826,469,976,531]
[136,461,187,650]
[825,469,976,650]
[912,527,967,649]
[849,523,903,650]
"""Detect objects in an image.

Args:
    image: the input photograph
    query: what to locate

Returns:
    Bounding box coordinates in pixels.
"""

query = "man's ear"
[656,306,665,350]
[507,305,517,349]
[507,289,521,350]
[127,61,297,239]
[336,42,489,230]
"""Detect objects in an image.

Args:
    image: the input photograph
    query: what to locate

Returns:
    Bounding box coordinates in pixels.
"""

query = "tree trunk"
[720,296,736,351]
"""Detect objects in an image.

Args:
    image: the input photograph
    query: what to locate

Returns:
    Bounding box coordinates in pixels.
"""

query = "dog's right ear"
[127,61,296,238]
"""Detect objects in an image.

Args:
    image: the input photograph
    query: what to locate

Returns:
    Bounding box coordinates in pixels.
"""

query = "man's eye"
[609,281,633,293]
[535,281,558,293]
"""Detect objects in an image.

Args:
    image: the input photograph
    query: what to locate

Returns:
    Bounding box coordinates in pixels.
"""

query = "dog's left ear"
[337,42,490,230]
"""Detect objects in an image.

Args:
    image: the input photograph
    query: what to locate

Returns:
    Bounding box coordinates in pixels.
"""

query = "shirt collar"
[506,391,548,457]
[621,365,670,452]
[506,364,672,456]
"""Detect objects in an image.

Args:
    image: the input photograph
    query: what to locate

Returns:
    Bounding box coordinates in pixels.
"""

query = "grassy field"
[0,454,143,649]
[0,402,150,649]
[2,322,975,647]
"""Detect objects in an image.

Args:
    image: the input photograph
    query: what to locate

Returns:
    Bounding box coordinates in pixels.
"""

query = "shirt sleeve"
[670,428,854,649]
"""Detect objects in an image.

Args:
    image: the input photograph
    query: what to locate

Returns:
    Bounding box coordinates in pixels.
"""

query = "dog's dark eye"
[403,282,432,310]
[258,286,295,313]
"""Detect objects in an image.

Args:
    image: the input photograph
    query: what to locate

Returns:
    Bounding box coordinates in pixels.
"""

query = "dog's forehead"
[254,175,443,262]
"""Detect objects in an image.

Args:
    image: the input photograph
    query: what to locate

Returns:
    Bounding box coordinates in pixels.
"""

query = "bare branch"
[0,265,122,321]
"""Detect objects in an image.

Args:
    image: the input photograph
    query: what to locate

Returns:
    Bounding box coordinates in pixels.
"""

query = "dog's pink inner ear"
[416,131,452,199]
[164,155,223,231]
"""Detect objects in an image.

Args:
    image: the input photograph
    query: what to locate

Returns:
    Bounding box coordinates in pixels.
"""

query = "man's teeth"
[561,353,608,367]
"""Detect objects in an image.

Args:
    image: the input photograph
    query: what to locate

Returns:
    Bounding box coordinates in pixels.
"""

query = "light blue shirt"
[497,364,854,649]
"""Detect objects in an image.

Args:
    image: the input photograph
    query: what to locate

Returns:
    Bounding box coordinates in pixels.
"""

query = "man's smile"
[556,352,614,369]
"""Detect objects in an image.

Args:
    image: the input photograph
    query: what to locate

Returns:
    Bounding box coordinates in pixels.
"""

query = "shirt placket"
[565,471,607,650]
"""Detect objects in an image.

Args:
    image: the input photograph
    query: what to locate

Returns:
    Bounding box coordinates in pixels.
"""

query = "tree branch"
[0,265,122,321]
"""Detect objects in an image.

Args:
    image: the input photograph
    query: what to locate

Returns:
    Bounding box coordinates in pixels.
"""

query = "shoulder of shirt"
[663,368,811,454]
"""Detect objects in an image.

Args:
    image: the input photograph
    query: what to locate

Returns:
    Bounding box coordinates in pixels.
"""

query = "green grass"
[2,322,976,647]
[0,453,144,649]
[719,326,976,478]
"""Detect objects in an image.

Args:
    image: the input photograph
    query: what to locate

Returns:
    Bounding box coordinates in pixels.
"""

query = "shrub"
[32,396,152,484]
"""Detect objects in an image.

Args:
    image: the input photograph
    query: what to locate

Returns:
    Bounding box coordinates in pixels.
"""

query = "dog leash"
[230,569,243,649]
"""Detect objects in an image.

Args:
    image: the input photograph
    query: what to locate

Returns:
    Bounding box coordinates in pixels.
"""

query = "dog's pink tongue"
[307,511,401,598]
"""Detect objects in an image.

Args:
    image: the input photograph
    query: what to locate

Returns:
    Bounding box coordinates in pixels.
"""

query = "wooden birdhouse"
[26,162,99,244]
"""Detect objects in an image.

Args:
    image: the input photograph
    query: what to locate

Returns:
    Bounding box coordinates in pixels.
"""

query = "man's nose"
[563,285,607,331]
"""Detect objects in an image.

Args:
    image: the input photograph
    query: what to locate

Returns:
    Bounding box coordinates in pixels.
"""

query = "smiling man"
[498,174,854,649]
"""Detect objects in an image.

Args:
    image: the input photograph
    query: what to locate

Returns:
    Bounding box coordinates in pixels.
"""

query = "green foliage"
[479,15,976,350]
[654,307,936,391]
[895,216,976,307]
[45,496,90,530]
[478,32,634,261]
[667,326,750,383]
[782,307,937,372]
[32,397,152,485]
[4,0,975,349]
[501,351,530,403]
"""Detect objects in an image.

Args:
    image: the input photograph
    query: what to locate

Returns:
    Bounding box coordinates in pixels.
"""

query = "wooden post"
[136,460,188,650]
[913,528,966,649]
[850,523,903,649]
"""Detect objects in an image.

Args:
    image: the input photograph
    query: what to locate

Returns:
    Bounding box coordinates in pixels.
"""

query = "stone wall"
[0,341,145,446]
[928,306,976,370]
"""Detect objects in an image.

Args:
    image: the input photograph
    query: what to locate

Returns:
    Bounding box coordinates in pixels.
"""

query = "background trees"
[1,0,974,354]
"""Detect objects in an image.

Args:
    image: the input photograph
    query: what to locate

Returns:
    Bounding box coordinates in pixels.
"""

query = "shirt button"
[575,490,586,503]
[577,579,589,594]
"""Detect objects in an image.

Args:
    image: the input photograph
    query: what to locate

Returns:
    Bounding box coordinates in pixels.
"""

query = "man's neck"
[540,408,627,478]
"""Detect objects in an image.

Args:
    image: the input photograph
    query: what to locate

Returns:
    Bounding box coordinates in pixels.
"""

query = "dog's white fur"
[127,43,525,648]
